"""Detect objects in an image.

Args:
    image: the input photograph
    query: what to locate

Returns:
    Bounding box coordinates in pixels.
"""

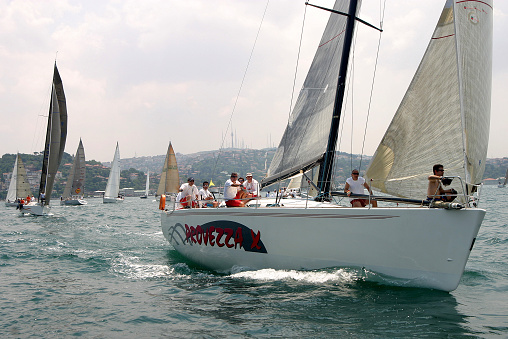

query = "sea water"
[1,186,507,338]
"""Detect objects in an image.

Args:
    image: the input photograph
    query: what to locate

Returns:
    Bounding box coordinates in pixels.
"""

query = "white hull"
[61,198,87,205]
[5,201,19,207]
[161,203,485,291]
[19,202,51,216]
[103,196,124,203]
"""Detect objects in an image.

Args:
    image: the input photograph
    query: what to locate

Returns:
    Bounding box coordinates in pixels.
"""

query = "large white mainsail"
[6,154,32,205]
[62,139,87,205]
[366,0,492,199]
[104,142,123,203]
[157,143,180,196]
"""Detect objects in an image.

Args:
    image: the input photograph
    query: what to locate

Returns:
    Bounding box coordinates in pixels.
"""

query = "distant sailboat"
[103,142,124,203]
[5,154,32,207]
[156,143,180,198]
[140,170,149,199]
[21,63,67,216]
[61,139,87,205]
[498,168,508,188]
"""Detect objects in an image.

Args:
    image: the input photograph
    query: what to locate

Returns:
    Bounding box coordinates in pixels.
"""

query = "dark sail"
[39,63,68,205]
[262,0,360,188]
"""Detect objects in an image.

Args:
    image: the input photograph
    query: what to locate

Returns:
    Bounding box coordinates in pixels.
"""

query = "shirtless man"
[427,164,456,202]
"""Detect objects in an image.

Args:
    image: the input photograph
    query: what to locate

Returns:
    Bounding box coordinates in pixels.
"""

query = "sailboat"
[5,154,32,207]
[140,170,149,199]
[156,143,180,199]
[61,139,87,205]
[498,168,508,188]
[103,142,124,203]
[161,0,492,291]
[21,63,68,216]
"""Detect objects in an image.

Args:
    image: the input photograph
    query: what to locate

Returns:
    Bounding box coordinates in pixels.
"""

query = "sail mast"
[317,0,359,196]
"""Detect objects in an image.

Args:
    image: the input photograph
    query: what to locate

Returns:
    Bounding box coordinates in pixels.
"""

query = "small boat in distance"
[498,168,508,188]
[5,154,32,207]
[61,139,87,205]
[21,62,67,216]
[103,142,124,203]
[156,142,180,199]
[140,170,149,199]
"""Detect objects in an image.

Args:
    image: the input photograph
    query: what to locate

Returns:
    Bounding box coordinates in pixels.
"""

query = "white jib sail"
[104,143,121,198]
[366,0,492,199]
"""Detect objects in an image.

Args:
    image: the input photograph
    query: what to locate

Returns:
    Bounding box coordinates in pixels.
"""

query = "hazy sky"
[0,0,505,162]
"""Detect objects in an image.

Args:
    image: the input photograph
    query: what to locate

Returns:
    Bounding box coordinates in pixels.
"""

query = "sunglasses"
[352,173,359,175]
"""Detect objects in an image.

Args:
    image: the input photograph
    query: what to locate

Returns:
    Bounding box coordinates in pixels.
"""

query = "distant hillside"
[2,149,507,199]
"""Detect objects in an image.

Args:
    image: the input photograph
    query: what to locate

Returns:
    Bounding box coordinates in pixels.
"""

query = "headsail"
[262,0,360,187]
[63,139,86,198]
[39,63,68,205]
[104,143,121,198]
[6,154,32,202]
[145,170,150,196]
[366,0,492,199]
[157,143,180,195]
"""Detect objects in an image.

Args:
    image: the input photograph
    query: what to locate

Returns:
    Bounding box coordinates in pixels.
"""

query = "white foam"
[230,268,357,284]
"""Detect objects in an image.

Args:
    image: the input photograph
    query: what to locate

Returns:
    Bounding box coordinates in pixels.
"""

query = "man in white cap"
[243,173,259,197]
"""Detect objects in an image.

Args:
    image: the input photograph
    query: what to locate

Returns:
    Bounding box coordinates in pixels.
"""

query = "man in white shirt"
[179,177,199,208]
[199,181,218,208]
[224,172,248,207]
[243,173,259,197]
[344,169,377,207]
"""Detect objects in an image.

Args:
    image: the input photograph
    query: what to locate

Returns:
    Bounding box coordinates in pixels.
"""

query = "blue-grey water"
[1,186,507,338]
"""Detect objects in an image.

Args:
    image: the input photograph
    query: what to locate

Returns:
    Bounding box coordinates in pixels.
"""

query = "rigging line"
[336,20,359,176]
[359,0,387,171]
[274,2,308,198]
[210,0,270,179]
[288,4,308,119]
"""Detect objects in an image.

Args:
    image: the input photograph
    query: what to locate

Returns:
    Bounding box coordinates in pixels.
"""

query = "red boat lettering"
[224,228,234,248]
[234,228,243,249]
[216,228,225,247]
[208,226,216,246]
[181,221,267,253]
[250,230,261,250]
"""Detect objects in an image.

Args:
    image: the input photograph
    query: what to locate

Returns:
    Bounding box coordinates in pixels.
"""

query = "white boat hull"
[103,196,124,203]
[19,202,51,216]
[61,198,87,205]
[161,204,485,291]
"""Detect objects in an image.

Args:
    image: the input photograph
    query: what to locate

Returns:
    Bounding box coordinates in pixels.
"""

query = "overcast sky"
[0,0,505,162]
